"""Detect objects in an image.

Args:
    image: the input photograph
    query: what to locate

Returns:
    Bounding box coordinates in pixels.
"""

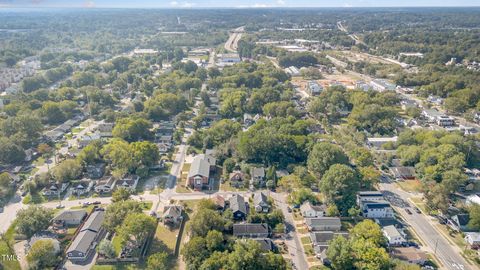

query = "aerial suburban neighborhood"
[1,2,480,270]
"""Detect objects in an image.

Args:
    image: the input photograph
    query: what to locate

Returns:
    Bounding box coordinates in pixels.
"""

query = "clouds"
[170,1,196,8]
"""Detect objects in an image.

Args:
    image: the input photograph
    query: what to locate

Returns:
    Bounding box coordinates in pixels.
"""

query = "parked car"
[92,201,101,205]
[414,207,421,214]
[405,208,413,215]
[82,202,91,207]
[287,207,292,213]
[56,204,65,209]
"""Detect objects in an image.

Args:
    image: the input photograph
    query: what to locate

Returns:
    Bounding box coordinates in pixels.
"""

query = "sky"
[0,0,479,8]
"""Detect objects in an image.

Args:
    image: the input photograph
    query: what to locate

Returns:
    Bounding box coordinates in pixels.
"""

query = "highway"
[224,26,244,52]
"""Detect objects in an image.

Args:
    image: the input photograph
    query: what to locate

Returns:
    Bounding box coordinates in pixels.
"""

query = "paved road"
[224,26,244,52]
[271,192,309,270]
[379,181,474,270]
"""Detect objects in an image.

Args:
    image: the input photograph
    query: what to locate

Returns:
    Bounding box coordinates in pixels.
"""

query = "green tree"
[326,235,354,270]
[112,117,153,142]
[350,220,387,247]
[147,252,170,270]
[468,204,480,231]
[97,239,116,258]
[205,230,224,252]
[0,137,25,165]
[103,200,143,232]
[52,159,82,183]
[16,206,53,238]
[117,213,157,248]
[189,209,226,237]
[351,238,390,270]
[111,187,131,203]
[307,142,349,179]
[26,239,59,270]
[320,164,360,213]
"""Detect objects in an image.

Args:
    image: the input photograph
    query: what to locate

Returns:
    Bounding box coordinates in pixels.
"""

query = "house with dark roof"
[114,175,140,191]
[305,217,341,232]
[229,170,245,188]
[86,163,106,179]
[252,238,275,251]
[448,214,473,232]
[253,192,270,213]
[213,194,226,211]
[229,194,248,220]
[310,231,348,259]
[251,167,266,187]
[66,209,106,262]
[42,182,69,197]
[53,209,87,227]
[390,166,416,180]
[187,155,211,191]
[233,223,270,238]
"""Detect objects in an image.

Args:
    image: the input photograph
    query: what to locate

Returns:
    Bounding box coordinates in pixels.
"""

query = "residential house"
[66,209,106,262]
[305,217,341,232]
[114,175,140,191]
[157,143,170,154]
[72,180,94,196]
[162,205,183,226]
[229,170,245,188]
[252,238,275,251]
[310,231,348,260]
[448,214,473,232]
[370,79,396,92]
[53,209,87,227]
[94,176,115,194]
[300,201,326,218]
[213,194,226,211]
[187,155,211,191]
[229,194,248,220]
[233,223,270,238]
[367,137,398,149]
[86,163,106,179]
[251,167,266,187]
[465,232,480,249]
[95,122,114,138]
[382,225,406,246]
[253,192,270,213]
[307,81,323,96]
[360,200,394,219]
[390,166,416,180]
[42,182,69,197]
[391,247,427,265]
[78,133,100,148]
[357,191,394,219]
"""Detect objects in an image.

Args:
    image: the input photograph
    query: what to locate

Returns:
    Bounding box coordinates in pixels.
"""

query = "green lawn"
[395,180,422,192]
[112,236,123,256]
[303,244,315,256]
[150,225,179,255]
[301,236,311,245]
[0,223,21,270]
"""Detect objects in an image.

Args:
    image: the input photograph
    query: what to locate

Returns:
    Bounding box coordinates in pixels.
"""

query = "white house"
[382,225,406,246]
[465,232,480,248]
[300,201,326,218]
[94,176,115,193]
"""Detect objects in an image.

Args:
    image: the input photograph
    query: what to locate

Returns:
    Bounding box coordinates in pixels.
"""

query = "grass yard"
[301,236,311,245]
[303,244,315,256]
[91,265,140,270]
[22,192,46,204]
[0,223,21,270]
[297,227,308,234]
[150,225,179,255]
[111,236,123,256]
[410,197,432,215]
[395,180,422,192]
[175,184,192,193]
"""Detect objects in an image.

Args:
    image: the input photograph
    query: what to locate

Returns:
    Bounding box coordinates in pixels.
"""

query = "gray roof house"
[187,155,211,191]
[251,167,266,187]
[66,209,106,262]
[229,194,248,220]
[162,205,184,226]
[300,201,326,218]
[253,192,270,213]
[233,223,270,238]
[305,217,341,232]
[53,209,87,226]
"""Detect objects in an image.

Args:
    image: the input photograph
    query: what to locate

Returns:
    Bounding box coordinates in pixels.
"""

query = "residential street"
[271,192,309,270]
[379,181,473,270]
